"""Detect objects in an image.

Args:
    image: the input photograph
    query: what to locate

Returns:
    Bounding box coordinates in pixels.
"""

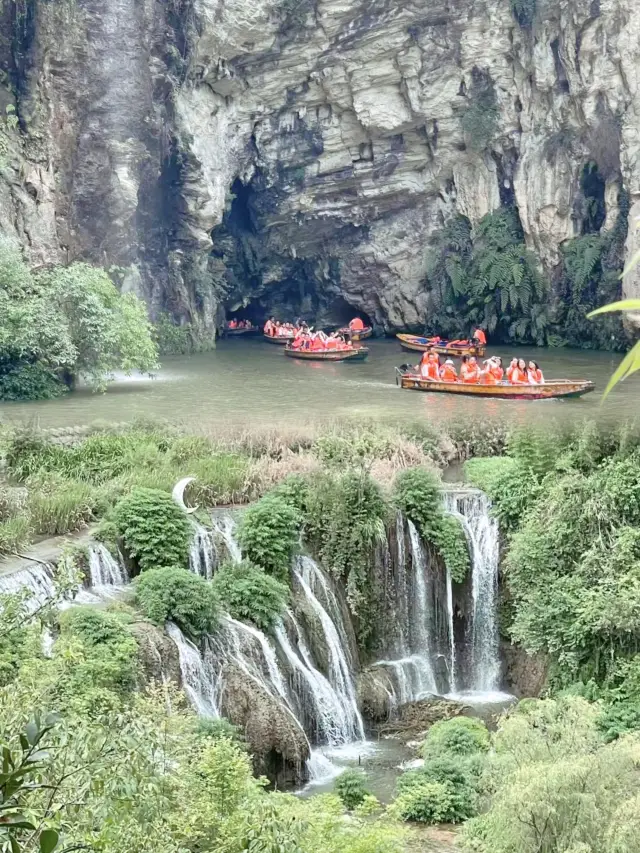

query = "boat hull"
[338,326,373,341]
[225,327,260,336]
[264,333,294,345]
[285,346,369,362]
[396,334,485,357]
[397,373,595,400]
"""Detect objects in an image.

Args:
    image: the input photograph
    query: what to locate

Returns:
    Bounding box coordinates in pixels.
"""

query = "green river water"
[0,338,637,429]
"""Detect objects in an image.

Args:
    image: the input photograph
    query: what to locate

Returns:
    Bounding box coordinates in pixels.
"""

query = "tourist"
[349,317,365,332]
[506,358,518,382]
[528,360,544,384]
[510,358,529,385]
[440,359,458,382]
[473,328,487,346]
[487,356,504,382]
[419,351,439,380]
[460,355,480,384]
[264,317,275,336]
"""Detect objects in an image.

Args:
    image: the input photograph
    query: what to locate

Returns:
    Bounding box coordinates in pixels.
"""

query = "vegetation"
[236,494,300,581]
[461,69,499,153]
[112,487,192,572]
[394,468,470,583]
[422,716,490,759]
[424,208,548,345]
[464,697,640,853]
[334,769,369,810]
[152,312,194,355]
[211,560,289,631]
[0,238,158,400]
[135,567,220,640]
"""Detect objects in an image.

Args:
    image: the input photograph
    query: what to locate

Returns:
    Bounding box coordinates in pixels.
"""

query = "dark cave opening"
[214,179,372,330]
[580,161,606,234]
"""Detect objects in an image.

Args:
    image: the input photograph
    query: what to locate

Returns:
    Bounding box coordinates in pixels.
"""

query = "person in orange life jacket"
[439,359,458,382]
[478,359,498,385]
[349,317,365,331]
[473,328,487,346]
[489,357,504,381]
[460,355,480,384]
[510,358,530,385]
[506,358,518,382]
[528,360,544,384]
[419,351,439,380]
[264,317,275,335]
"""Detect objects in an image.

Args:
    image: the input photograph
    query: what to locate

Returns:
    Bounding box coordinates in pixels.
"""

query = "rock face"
[2,0,640,329]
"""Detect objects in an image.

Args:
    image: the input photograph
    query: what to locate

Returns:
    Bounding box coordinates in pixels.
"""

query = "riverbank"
[0,338,634,429]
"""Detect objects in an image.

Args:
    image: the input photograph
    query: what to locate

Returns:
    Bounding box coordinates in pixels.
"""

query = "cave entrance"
[580,161,606,234]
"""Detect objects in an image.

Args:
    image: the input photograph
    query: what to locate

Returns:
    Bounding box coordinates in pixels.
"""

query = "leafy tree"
[135,566,220,640]
[0,239,158,400]
[112,487,192,572]
[211,560,289,631]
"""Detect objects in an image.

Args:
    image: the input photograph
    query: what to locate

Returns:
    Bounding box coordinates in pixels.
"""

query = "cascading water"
[88,544,128,591]
[443,489,501,694]
[210,514,242,564]
[0,562,57,612]
[189,524,217,579]
[293,557,365,742]
[166,622,220,717]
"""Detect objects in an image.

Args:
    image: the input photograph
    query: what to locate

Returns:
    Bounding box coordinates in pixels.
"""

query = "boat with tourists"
[264,332,295,344]
[395,367,595,400]
[338,324,372,341]
[284,345,369,362]
[396,334,486,357]
[225,321,260,336]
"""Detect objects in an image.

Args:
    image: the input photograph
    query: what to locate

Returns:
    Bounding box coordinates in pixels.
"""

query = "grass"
[0,416,602,554]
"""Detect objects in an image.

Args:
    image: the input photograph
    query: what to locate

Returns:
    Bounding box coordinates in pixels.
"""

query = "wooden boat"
[395,368,595,400]
[338,325,373,342]
[263,332,295,345]
[396,334,485,357]
[284,346,369,362]
[225,325,260,336]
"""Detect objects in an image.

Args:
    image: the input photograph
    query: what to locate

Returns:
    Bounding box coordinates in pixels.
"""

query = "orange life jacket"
[440,364,457,382]
[473,329,487,346]
[529,368,544,384]
[479,369,497,385]
[461,364,480,384]
[490,364,504,381]
[510,367,529,385]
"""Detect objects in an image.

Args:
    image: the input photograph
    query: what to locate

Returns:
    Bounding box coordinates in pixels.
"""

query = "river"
[0,338,637,429]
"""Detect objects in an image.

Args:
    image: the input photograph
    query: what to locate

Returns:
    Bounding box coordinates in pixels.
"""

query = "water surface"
[1,338,637,429]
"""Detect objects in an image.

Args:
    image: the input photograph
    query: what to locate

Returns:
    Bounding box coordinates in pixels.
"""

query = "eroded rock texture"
[2,0,640,331]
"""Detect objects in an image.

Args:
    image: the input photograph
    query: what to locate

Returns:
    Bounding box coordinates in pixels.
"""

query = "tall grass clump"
[26,476,97,535]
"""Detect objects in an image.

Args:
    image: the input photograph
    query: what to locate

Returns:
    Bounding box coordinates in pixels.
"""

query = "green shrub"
[461,68,499,153]
[597,701,640,742]
[397,757,478,822]
[0,363,66,401]
[270,474,311,514]
[196,717,246,747]
[394,468,470,583]
[153,313,193,355]
[211,561,289,631]
[422,716,490,759]
[334,769,369,810]
[135,566,219,640]
[112,487,192,571]
[464,456,543,533]
[389,780,454,824]
[58,607,139,695]
[236,495,300,581]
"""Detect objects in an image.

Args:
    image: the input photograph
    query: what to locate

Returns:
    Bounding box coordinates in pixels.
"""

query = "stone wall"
[2,0,640,330]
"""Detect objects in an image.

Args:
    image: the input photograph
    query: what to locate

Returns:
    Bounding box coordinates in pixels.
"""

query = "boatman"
[349,317,365,332]
[473,328,487,346]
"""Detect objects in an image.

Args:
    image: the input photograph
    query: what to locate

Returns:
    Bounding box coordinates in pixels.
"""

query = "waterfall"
[0,562,57,612]
[274,610,361,746]
[445,565,457,694]
[189,524,217,579]
[443,490,501,693]
[165,622,220,717]
[88,544,128,589]
[211,514,242,564]
[293,557,365,741]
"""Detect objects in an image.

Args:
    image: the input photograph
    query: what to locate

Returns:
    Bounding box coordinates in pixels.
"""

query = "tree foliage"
[112,487,192,572]
[135,566,220,640]
[236,495,301,582]
[211,560,289,631]
[0,238,158,400]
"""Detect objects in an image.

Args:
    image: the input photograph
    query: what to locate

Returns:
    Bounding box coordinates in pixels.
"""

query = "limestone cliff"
[2,0,640,332]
